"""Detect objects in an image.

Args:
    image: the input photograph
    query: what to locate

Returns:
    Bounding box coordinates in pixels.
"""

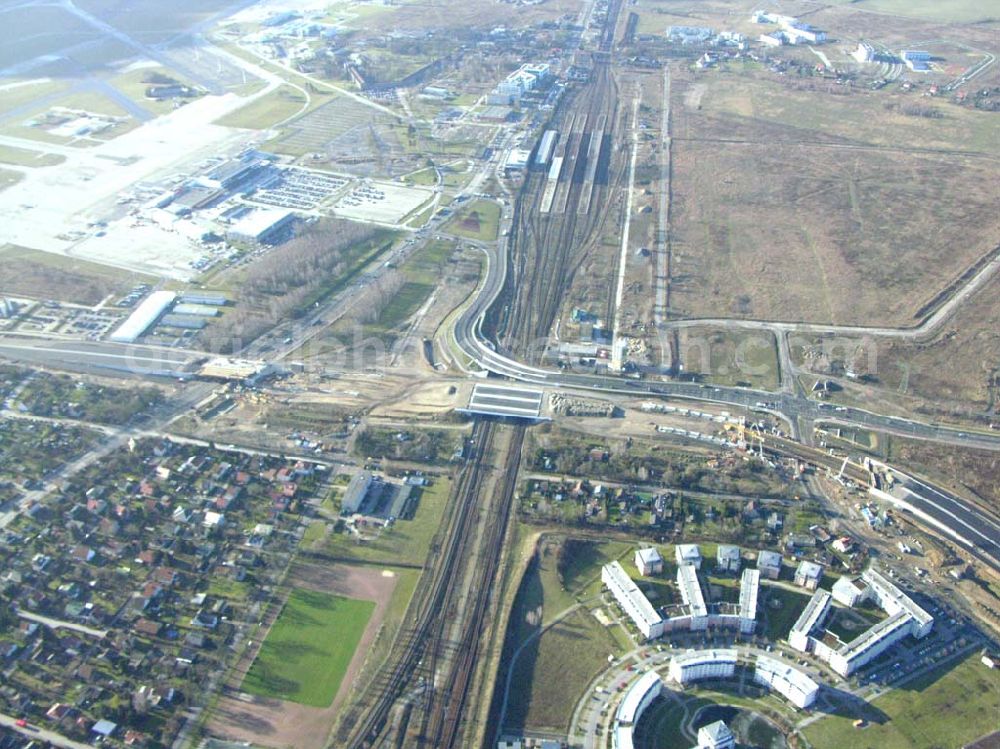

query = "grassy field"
[0,144,64,167]
[0,168,22,191]
[885,436,1000,507]
[242,589,374,707]
[825,604,884,642]
[216,85,307,129]
[53,89,130,118]
[785,269,1000,423]
[369,239,455,334]
[445,199,501,241]
[505,608,624,732]
[403,167,437,186]
[501,535,636,732]
[805,652,1000,749]
[667,67,1000,327]
[760,584,810,641]
[320,0,580,32]
[108,66,198,116]
[678,328,779,389]
[0,243,155,304]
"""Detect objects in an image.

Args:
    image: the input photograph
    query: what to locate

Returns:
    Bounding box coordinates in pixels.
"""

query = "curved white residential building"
[754,655,819,708]
[613,671,664,749]
[668,649,738,685]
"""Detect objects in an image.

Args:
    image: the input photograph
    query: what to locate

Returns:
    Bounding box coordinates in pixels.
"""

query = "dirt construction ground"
[206,562,398,749]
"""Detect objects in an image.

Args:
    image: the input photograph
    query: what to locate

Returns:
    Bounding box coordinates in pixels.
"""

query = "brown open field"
[325,0,584,33]
[790,267,1000,424]
[875,272,1000,415]
[678,327,779,389]
[668,67,1000,326]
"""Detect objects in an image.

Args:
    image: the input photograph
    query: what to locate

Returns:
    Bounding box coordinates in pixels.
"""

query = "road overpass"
[451,242,1000,573]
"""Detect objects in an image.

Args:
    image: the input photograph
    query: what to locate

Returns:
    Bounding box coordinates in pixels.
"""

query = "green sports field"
[242,589,375,707]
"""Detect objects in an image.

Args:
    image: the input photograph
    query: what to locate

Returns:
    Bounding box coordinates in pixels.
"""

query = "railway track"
[417,426,525,747]
[341,419,500,747]
[502,61,626,361]
[342,6,628,748]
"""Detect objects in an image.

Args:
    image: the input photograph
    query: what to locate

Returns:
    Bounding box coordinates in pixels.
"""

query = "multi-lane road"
[450,217,1000,574]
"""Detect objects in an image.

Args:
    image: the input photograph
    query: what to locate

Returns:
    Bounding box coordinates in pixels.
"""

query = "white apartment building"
[602,561,664,639]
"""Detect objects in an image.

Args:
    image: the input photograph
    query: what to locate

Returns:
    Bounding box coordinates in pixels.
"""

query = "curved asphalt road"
[452,241,1000,571]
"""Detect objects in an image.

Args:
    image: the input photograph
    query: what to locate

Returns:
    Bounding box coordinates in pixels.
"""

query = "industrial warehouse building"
[109,291,177,343]
[339,471,413,520]
[602,561,664,639]
[754,655,819,708]
[341,471,375,515]
[901,50,932,71]
[180,291,228,306]
[612,671,663,749]
[668,649,738,684]
[226,208,295,246]
[533,130,558,169]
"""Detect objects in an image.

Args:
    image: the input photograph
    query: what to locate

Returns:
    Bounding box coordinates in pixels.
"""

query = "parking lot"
[332,180,433,224]
[252,167,349,210]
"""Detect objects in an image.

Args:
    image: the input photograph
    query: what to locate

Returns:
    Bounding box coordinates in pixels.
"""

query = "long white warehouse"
[109,291,176,343]
[677,563,708,630]
[754,655,819,708]
[613,671,664,749]
[602,561,664,639]
[668,649,738,685]
[789,590,831,652]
